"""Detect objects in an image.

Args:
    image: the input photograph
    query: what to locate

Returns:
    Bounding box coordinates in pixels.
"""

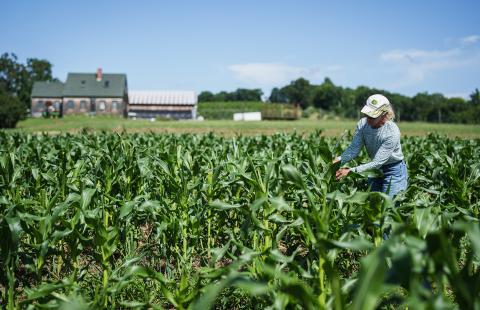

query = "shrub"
[0,92,26,128]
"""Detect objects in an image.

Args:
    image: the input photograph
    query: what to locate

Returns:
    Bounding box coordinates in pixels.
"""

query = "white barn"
[128,91,197,120]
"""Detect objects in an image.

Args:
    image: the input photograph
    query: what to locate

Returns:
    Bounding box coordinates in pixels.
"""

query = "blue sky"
[1,0,479,99]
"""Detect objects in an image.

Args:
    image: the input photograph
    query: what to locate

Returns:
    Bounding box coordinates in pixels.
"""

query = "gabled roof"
[62,73,127,97]
[31,81,64,98]
[129,91,197,105]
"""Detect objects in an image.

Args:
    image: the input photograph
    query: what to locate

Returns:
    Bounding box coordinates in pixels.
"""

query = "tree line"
[201,78,480,124]
[1,51,479,128]
[199,88,263,102]
[0,53,57,128]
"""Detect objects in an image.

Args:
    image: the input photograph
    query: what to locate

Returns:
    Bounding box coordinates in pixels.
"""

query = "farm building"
[128,91,197,120]
[31,69,128,117]
[30,81,64,117]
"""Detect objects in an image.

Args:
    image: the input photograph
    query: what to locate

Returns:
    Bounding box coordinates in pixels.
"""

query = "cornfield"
[1,130,479,309]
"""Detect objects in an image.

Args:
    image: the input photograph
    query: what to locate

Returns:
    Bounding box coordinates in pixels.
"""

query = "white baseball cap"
[361,94,391,118]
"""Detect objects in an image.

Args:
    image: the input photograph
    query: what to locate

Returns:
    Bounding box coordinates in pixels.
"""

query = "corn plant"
[0,131,478,309]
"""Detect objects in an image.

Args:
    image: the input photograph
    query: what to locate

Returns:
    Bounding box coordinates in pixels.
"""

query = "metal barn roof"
[129,91,197,105]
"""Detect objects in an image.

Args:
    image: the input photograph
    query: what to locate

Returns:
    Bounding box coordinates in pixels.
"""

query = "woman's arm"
[339,119,365,164]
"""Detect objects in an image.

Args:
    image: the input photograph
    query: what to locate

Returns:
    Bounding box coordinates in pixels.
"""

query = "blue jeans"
[368,160,408,198]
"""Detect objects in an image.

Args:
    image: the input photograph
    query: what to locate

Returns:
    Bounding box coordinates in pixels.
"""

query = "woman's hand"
[335,168,350,180]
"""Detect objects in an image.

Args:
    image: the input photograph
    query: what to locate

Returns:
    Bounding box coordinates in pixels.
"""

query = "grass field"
[11,115,480,138]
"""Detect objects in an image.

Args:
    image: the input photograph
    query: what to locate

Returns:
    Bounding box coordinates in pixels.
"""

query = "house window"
[112,101,119,111]
[54,101,61,110]
[35,100,44,111]
[67,100,75,110]
[80,100,88,110]
[98,101,106,111]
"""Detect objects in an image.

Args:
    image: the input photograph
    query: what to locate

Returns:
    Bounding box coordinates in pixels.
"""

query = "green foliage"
[198,91,214,102]
[267,77,480,124]
[312,78,342,110]
[0,91,26,128]
[269,87,289,103]
[470,88,480,105]
[199,88,263,102]
[281,77,312,108]
[0,132,479,309]
[198,102,299,120]
[198,101,265,119]
[0,52,56,109]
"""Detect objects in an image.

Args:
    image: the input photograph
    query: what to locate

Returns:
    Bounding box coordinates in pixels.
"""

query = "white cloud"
[228,63,342,87]
[379,38,480,89]
[380,49,460,63]
[461,35,480,46]
[228,63,302,86]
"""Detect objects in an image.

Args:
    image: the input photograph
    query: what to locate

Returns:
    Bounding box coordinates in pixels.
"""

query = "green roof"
[62,73,127,97]
[31,81,65,98]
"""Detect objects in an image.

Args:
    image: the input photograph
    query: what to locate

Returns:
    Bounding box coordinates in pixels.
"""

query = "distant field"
[198,101,265,119]
[11,115,480,138]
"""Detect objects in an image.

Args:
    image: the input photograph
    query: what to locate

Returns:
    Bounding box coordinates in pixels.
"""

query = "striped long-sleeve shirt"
[340,118,404,173]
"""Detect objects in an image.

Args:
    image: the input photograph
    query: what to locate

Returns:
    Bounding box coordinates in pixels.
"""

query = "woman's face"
[367,113,388,128]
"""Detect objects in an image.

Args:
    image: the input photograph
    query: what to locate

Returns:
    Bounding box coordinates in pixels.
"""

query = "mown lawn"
[11,115,480,138]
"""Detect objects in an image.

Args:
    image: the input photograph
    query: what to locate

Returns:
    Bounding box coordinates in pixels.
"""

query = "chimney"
[96,68,103,81]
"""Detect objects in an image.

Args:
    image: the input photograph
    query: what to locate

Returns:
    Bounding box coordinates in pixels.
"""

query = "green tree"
[312,78,341,110]
[335,87,356,117]
[386,93,412,122]
[234,88,262,101]
[213,91,229,101]
[282,78,312,108]
[470,88,480,105]
[412,92,447,122]
[410,93,430,122]
[0,90,26,128]
[201,89,264,102]
[198,91,214,102]
[450,94,480,124]
[0,53,55,109]
[0,53,22,95]
[269,87,288,103]
[445,97,467,123]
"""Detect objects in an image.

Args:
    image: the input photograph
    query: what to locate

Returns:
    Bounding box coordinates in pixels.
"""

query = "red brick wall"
[63,97,124,116]
[31,98,62,117]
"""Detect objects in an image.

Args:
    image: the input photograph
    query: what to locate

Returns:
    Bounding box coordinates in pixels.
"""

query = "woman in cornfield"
[334,94,408,198]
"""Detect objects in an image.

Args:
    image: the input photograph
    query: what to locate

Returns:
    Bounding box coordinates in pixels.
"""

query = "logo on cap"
[371,99,378,105]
